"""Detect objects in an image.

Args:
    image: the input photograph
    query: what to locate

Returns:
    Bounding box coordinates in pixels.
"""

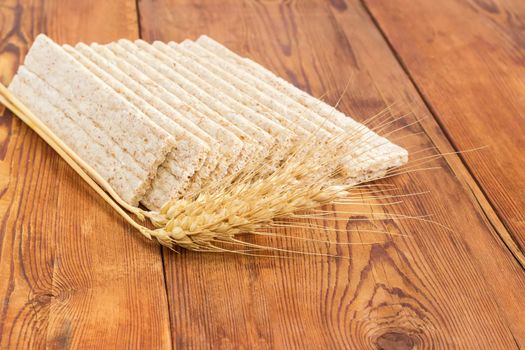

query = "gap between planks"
[359,0,525,269]
[134,1,176,347]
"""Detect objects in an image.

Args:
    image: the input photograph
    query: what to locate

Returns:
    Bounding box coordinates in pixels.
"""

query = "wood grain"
[0,1,171,348]
[364,0,525,256]
[138,0,525,348]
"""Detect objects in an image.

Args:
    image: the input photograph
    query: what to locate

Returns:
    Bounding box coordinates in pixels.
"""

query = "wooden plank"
[364,0,525,256]
[138,0,525,348]
[0,1,171,348]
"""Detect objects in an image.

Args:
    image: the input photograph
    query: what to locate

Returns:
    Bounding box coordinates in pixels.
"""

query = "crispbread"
[178,40,371,176]
[178,40,343,137]
[8,33,409,209]
[113,40,276,170]
[117,40,274,151]
[64,44,209,208]
[100,42,262,176]
[71,44,229,197]
[195,35,408,180]
[23,35,174,173]
[20,35,175,204]
[9,66,145,205]
[90,43,244,181]
[136,40,295,168]
[158,41,312,138]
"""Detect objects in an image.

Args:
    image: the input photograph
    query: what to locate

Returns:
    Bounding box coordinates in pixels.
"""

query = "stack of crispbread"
[8,34,408,210]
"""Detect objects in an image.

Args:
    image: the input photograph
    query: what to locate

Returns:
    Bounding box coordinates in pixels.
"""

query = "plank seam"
[135,0,143,41]
[160,246,175,350]
[135,1,175,347]
[359,0,525,270]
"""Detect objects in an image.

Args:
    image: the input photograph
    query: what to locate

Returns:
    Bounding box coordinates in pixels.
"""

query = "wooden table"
[1,0,524,348]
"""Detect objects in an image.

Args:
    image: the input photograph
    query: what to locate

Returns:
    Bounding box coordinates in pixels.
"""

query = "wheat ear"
[0,83,408,253]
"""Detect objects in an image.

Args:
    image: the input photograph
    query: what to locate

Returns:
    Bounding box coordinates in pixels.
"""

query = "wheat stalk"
[0,83,415,253]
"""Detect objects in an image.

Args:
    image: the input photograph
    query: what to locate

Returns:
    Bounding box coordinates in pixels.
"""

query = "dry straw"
[0,83,429,255]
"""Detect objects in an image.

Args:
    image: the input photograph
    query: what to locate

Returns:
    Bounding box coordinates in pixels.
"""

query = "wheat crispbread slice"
[183,39,341,133]
[64,44,209,209]
[135,39,295,169]
[172,40,335,140]
[9,67,144,204]
[73,44,219,173]
[182,39,397,179]
[115,39,275,152]
[161,40,340,175]
[72,44,229,197]
[97,43,257,177]
[156,41,311,140]
[112,40,275,169]
[15,34,175,205]
[23,34,174,174]
[88,44,239,186]
[195,35,408,180]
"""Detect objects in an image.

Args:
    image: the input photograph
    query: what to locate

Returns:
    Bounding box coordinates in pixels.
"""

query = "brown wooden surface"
[364,0,525,257]
[0,0,524,349]
[139,0,525,348]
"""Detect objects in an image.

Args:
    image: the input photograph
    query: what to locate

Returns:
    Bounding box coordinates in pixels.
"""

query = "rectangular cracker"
[172,40,389,180]
[19,34,175,204]
[117,40,274,151]
[9,67,144,205]
[64,44,209,209]
[159,41,313,138]
[84,44,232,186]
[71,44,228,199]
[90,43,245,181]
[100,42,261,176]
[195,35,408,180]
[113,40,276,172]
[177,40,338,138]
[136,40,295,169]
[24,35,174,172]
[179,40,342,137]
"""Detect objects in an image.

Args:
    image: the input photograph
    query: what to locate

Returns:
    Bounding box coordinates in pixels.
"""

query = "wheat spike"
[0,82,425,253]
